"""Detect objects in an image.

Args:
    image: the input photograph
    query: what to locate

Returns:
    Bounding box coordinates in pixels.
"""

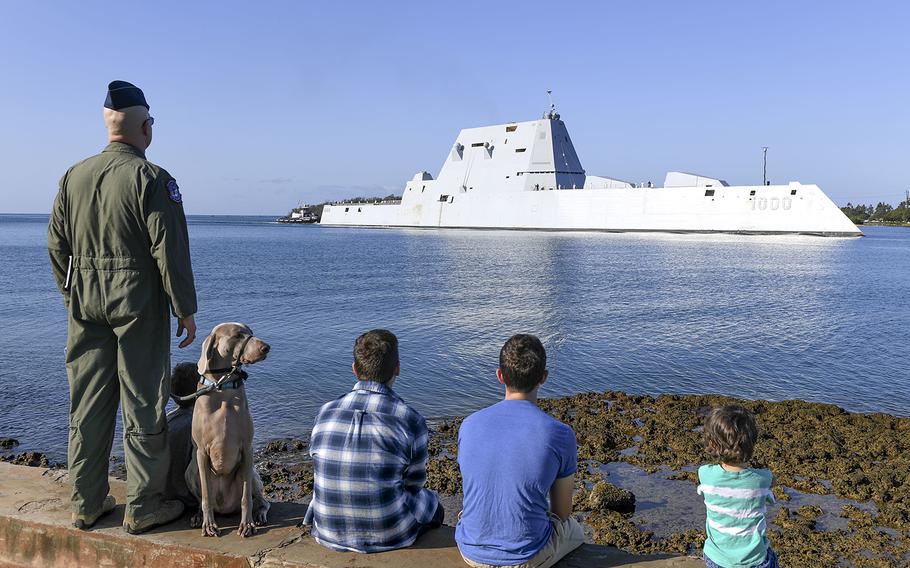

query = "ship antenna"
[545,89,559,119]
[762,146,769,186]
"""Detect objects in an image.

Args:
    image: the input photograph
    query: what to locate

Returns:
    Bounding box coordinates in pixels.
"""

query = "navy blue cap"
[104,80,149,111]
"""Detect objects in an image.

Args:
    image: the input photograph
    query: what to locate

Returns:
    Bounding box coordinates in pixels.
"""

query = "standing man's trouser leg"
[66,317,118,520]
[115,308,171,520]
[67,307,171,520]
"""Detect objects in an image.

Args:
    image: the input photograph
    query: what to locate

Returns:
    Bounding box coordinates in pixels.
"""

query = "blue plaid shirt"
[303,381,439,552]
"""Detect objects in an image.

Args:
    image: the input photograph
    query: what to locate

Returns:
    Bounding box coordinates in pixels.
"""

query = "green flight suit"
[47,142,197,521]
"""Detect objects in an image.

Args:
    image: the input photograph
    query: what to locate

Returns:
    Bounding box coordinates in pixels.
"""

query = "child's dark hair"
[170,362,199,408]
[704,405,758,465]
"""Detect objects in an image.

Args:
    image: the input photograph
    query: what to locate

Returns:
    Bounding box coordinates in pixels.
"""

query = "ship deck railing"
[330,199,402,206]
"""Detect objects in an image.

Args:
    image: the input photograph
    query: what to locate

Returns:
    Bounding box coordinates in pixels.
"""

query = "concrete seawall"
[0,463,701,568]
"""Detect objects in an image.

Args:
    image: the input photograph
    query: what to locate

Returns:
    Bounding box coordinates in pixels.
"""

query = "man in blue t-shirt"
[456,334,584,568]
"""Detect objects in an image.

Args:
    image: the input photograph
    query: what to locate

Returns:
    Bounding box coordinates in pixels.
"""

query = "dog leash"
[172,336,254,403]
[172,367,249,404]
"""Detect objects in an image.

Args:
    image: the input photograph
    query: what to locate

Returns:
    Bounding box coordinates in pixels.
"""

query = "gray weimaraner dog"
[185,322,271,537]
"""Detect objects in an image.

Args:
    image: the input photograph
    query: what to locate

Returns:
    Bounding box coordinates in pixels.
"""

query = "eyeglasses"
[145,116,155,127]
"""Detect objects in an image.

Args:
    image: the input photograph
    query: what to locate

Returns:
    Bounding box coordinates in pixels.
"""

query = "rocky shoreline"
[252,392,910,567]
[4,391,909,566]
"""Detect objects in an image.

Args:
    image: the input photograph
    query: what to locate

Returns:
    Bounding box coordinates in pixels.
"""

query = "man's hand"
[177,315,197,348]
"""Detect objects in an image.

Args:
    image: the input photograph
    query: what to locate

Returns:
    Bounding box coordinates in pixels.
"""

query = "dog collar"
[200,374,245,390]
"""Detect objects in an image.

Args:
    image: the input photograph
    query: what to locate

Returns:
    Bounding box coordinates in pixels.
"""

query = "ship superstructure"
[320,108,861,236]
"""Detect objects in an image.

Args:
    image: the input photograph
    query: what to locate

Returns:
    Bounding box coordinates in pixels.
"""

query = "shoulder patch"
[166,179,183,203]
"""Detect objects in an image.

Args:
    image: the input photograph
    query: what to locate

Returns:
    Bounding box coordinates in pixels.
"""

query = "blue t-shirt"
[455,400,578,565]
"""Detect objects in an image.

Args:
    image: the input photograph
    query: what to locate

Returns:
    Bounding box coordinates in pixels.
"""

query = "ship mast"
[544,89,560,120]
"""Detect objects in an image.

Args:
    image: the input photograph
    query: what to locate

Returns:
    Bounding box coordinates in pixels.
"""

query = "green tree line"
[841,198,910,225]
[288,194,402,222]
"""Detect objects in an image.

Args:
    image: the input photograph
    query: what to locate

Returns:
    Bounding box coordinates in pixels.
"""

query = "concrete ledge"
[0,463,700,568]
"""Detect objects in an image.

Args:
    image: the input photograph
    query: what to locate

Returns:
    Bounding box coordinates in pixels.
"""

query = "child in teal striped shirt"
[697,406,778,568]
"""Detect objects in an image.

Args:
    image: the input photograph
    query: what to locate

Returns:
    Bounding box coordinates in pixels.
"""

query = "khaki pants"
[460,514,585,568]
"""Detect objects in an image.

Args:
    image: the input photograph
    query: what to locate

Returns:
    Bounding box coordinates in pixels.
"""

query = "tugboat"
[277,205,319,224]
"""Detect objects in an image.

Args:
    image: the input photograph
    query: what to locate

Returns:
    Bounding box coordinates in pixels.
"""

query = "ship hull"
[321,182,863,237]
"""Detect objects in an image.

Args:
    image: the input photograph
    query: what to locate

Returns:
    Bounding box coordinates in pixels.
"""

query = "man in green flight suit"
[47,80,198,534]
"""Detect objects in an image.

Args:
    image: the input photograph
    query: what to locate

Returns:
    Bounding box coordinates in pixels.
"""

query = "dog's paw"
[237,520,256,538]
[254,509,268,526]
[201,518,220,537]
[189,510,203,529]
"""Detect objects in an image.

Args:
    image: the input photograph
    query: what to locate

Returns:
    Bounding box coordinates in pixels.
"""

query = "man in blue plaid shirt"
[303,329,443,552]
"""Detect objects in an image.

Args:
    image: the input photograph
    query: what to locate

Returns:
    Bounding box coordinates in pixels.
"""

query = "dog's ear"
[197,332,218,375]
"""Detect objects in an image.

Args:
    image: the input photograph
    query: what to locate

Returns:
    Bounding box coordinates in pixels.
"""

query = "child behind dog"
[697,405,777,568]
[165,362,199,507]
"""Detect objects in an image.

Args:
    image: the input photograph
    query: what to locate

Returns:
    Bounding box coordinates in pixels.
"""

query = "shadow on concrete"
[561,544,679,567]
[86,500,308,538]
[410,525,460,550]
[391,527,687,566]
[165,501,307,538]
[181,501,308,538]
[85,504,126,532]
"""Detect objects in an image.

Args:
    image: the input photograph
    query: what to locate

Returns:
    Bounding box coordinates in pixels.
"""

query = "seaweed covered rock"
[586,510,704,555]
[588,481,636,514]
[256,458,313,502]
[261,438,306,454]
[426,418,462,494]
[255,438,313,502]
[426,456,462,495]
[0,452,51,467]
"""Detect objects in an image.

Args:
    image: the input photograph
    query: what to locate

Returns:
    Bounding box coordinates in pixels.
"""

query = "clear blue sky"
[1,1,907,214]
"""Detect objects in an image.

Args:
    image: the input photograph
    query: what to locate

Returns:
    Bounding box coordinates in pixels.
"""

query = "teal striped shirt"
[697,464,774,568]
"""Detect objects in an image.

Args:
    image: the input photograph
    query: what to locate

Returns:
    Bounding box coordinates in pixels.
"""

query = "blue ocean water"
[1,214,908,460]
